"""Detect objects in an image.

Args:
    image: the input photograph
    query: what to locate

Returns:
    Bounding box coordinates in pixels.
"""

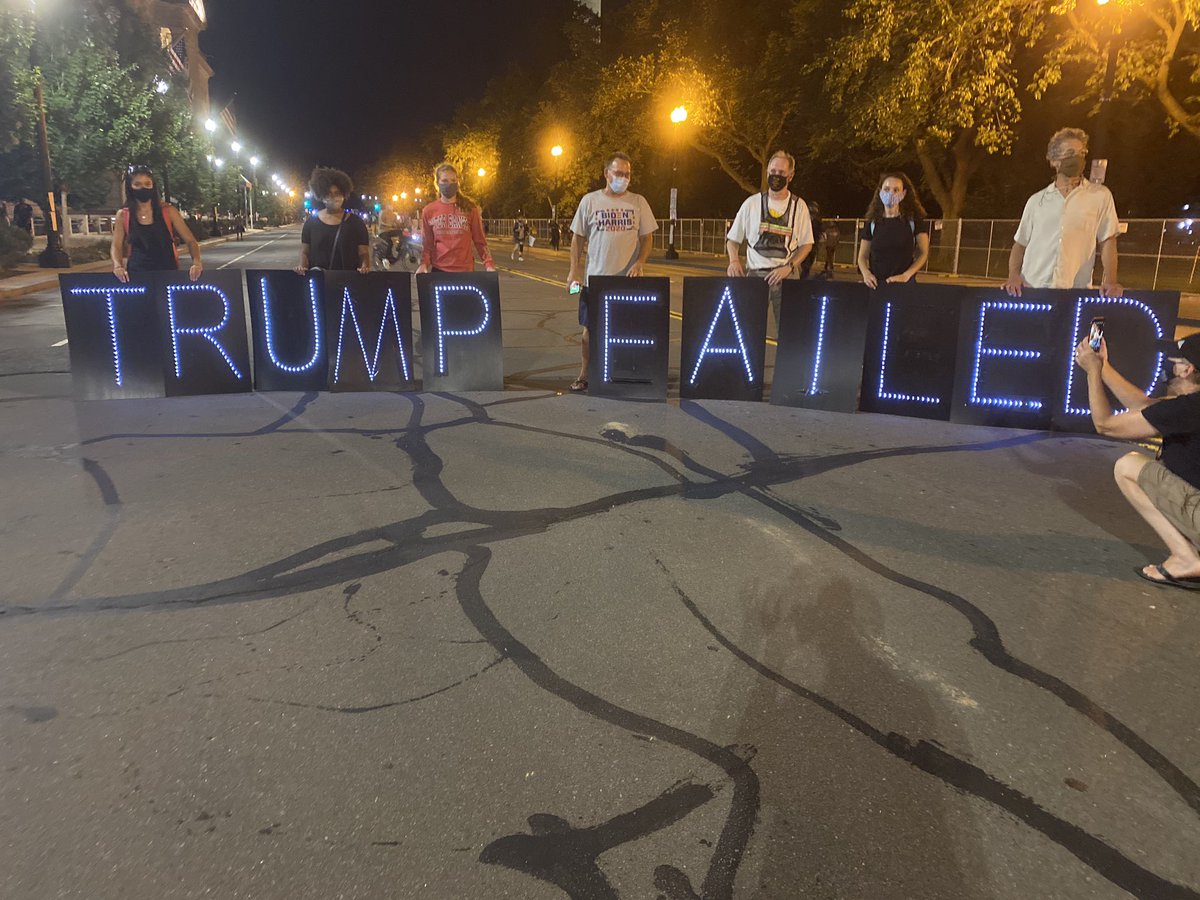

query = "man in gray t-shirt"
[566,152,657,392]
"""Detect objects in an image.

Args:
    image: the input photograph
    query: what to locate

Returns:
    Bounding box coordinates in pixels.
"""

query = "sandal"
[569,378,588,393]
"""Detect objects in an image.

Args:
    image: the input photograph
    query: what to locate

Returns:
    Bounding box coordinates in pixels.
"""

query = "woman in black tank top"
[111,166,203,282]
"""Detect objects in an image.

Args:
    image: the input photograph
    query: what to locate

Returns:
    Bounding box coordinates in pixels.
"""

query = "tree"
[1034,0,1200,142]
[824,0,1047,219]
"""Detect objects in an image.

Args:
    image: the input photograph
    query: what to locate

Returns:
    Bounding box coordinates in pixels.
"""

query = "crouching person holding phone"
[1075,333,1200,589]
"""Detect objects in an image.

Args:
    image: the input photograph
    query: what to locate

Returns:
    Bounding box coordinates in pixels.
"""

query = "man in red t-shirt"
[416,164,495,274]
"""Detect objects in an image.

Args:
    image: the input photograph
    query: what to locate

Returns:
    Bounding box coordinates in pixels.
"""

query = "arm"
[358,239,371,274]
[111,213,129,283]
[889,232,929,284]
[857,238,876,289]
[1099,236,1122,297]
[416,211,434,274]
[295,243,310,275]
[471,208,495,271]
[1075,340,1159,439]
[1003,242,1026,297]
[567,232,585,287]
[726,239,745,277]
[627,232,654,277]
[1095,338,1153,411]
[168,207,203,281]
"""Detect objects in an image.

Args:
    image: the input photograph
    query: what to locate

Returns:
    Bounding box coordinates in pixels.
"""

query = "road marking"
[495,264,777,347]
[218,235,288,269]
[51,338,68,347]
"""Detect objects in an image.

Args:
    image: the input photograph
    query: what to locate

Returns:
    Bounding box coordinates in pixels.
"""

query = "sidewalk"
[0,229,276,302]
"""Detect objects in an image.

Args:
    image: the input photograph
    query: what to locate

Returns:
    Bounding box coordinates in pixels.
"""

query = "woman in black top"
[111,166,203,282]
[295,167,371,273]
[856,172,930,288]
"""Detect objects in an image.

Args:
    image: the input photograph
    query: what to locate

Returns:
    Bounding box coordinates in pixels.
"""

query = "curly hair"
[1047,127,1089,161]
[309,166,354,200]
[862,172,927,223]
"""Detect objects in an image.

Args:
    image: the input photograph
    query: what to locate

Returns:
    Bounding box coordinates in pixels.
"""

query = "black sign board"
[859,284,962,421]
[156,270,252,396]
[59,273,166,400]
[771,280,871,412]
[679,278,769,401]
[586,276,671,400]
[416,272,503,392]
[324,272,416,392]
[246,269,330,392]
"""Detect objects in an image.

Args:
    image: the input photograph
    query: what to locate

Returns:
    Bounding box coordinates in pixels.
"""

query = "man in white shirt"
[566,152,657,393]
[726,150,814,327]
[1004,127,1122,297]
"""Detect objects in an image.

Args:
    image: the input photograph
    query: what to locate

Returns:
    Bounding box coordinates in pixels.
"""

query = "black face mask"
[766,174,788,192]
[439,183,458,199]
[131,187,155,203]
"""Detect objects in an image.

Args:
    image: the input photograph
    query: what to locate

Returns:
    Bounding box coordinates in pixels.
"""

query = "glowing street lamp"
[230,141,241,154]
[204,118,216,133]
[550,145,563,158]
[670,105,688,124]
[477,167,487,178]
[400,191,408,200]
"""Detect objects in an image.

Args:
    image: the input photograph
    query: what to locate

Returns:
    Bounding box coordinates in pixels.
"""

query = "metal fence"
[488,217,1200,292]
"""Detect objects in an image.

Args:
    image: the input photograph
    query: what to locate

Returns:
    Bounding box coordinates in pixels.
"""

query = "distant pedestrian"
[13,199,33,236]
[416,163,496,274]
[295,167,371,273]
[725,150,814,327]
[549,218,560,252]
[1004,127,1121,298]
[566,151,657,393]
[856,172,929,288]
[511,217,527,261]
[233,214,245,241]
[821,220,840,276]
[111,165,203,281]
[0,201,9,228]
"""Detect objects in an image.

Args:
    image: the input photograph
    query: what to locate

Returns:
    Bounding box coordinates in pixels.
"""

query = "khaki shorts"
[1137,459,1200,544]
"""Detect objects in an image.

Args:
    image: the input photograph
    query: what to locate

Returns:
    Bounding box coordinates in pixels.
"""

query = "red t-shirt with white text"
[420,199,494,272]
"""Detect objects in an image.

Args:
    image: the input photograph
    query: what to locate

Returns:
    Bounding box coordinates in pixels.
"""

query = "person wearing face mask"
[725,150,814,327]
[416,164,495,274]
[566,151,658,393]
[1074,332,1200,589]
[295,166,371,274]
[111,165,203,282]
[1004,127,1122,298]
[856,172,930,289]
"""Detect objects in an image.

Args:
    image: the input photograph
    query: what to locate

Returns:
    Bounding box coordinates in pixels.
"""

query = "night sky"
[200,0,578,180]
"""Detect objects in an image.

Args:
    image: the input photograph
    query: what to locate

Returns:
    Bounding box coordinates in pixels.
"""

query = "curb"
[0,233,243,302]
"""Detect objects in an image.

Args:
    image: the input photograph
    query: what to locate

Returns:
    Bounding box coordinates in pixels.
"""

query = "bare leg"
[578,326,589,382]
[1113,452,1200,578]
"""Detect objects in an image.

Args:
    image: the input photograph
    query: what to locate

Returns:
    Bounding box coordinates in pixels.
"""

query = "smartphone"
[1089,316,1105,351]
[569,281,582,295]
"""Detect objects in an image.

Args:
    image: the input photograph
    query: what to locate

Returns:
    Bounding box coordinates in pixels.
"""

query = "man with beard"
[1076,333,1200,589]
[1004,127,1122,298]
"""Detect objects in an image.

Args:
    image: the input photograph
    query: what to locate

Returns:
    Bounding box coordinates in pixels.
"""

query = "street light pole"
[29,3,69,268]
[549,145,563,221]
[1090,0,1120,184]
[665,105,687,261]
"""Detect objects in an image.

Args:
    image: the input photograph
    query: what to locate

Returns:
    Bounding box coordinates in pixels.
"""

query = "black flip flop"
[568,378,588,393]
[1135,564,1200,591]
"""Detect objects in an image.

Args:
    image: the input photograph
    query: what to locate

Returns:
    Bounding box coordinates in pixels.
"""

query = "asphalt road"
[1,230,1198,899]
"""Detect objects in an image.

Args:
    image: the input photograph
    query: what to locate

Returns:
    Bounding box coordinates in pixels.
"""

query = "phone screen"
[1089,316,1105,351]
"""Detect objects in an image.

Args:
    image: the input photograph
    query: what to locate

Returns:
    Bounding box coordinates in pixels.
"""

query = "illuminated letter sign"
[859,286,960,421]
[416,272,503,391]
[1060,296,1166,421]
[771,280,871,412]
[159,271,251,396]
[59,274,166,399]
[323,272,414,392]
[680,278,768,401]
[247,269,329,392]
[586,276,670,399]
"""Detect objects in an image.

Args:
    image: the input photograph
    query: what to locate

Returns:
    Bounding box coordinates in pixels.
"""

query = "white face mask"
[609,176,630,194]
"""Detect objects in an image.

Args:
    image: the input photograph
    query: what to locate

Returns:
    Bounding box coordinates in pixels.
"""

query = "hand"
[566,269,580,289]
[727,258,745,278]
[1074,339,1103,374]
[484,263,496,272]
[113,263,129,284]
[189,263,203,282]
[1100,280,1124,298]
[861,271,878,289]
[885,271,913,284]
[357,263,372,274]
[293,265,307,275]
[627,262,645,278]
[766,264,792,286]
[1003,274,1024,297]
[415,262,430,274]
